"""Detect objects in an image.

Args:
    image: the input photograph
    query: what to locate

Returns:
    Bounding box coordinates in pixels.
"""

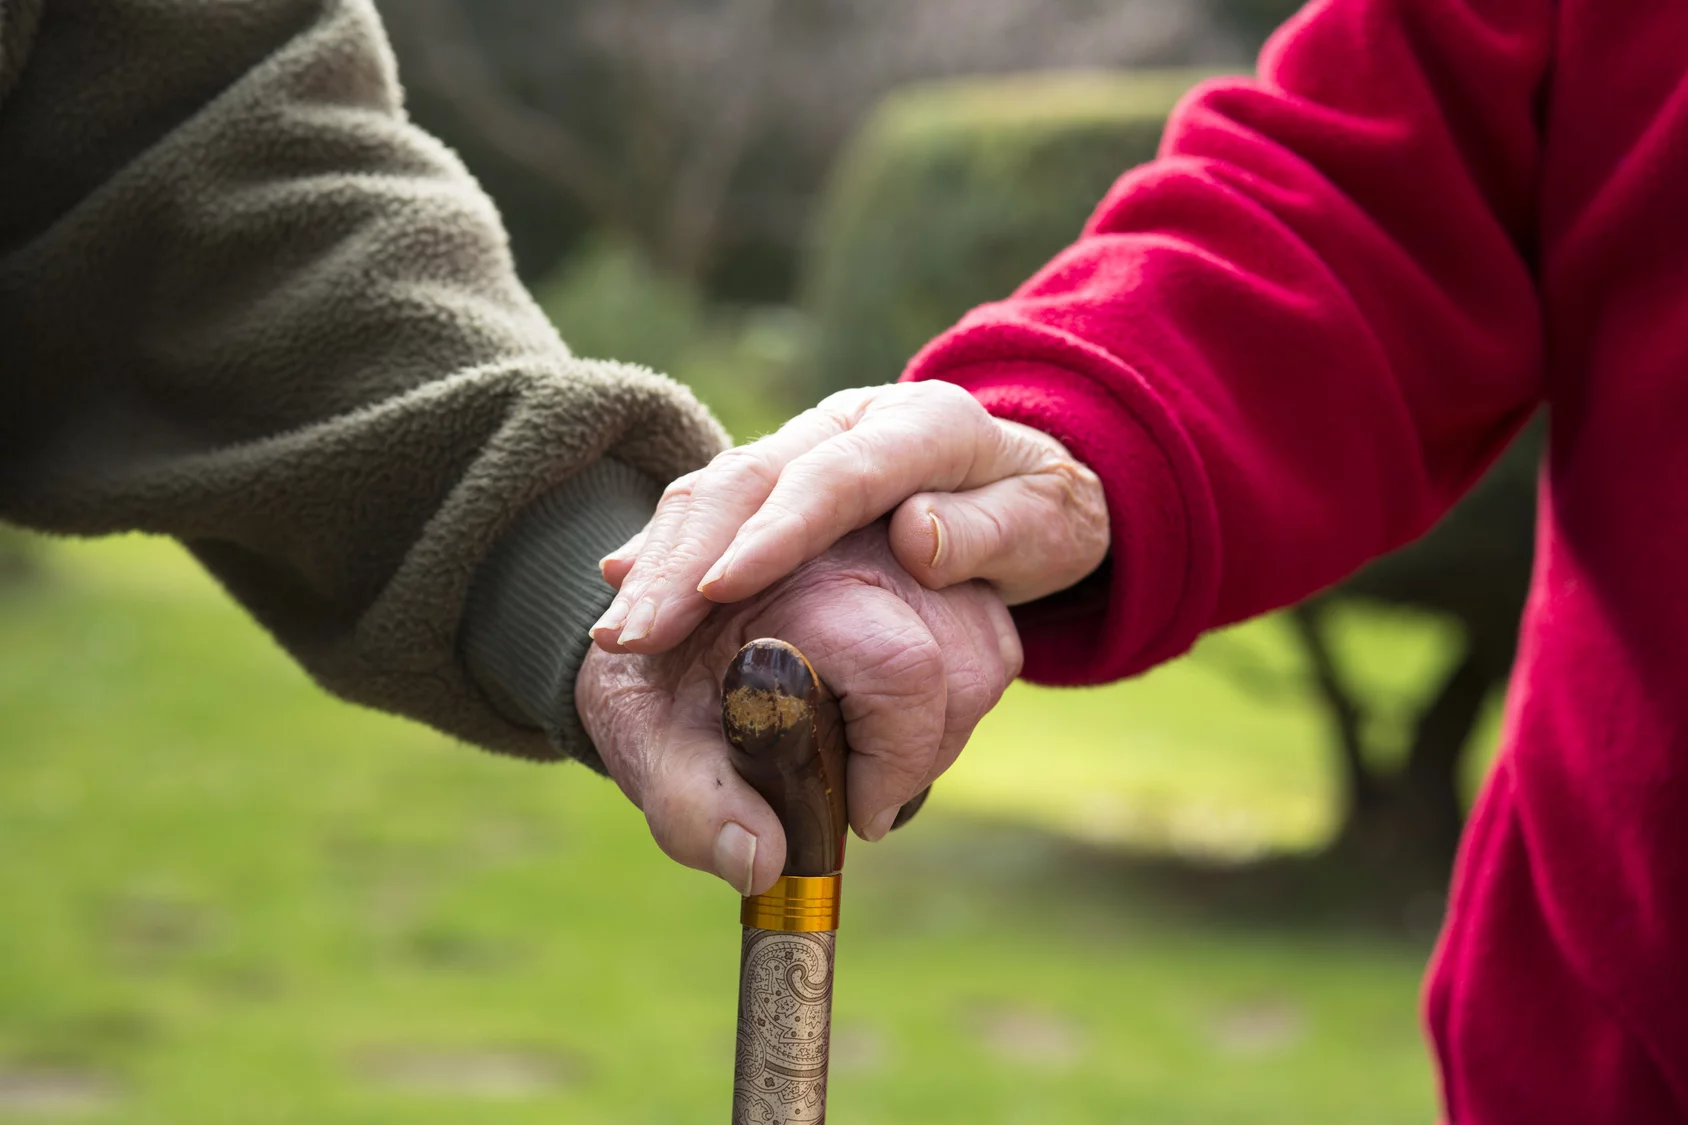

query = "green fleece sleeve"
[0,0,729,761]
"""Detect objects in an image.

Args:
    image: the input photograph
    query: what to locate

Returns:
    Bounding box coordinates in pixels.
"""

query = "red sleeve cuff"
[904,357,1216,686]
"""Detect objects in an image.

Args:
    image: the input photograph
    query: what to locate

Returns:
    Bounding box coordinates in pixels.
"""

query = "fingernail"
[998,620,1023,674]
[864,805,900,843]
[697,542,740,594]
[592,598,630,637]
[617,598,658,644]
[715,822,758,895]
[927,511,947,570]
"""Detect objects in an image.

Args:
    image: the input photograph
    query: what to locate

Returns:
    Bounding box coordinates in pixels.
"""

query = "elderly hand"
[591,381,1108,656]
[575,524,1021,895]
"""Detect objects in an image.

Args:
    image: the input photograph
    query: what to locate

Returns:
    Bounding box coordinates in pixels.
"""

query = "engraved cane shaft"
[722,639,849,1125]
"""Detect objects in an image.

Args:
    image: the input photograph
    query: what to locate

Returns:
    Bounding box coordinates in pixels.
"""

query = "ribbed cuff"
[460,458,662,770]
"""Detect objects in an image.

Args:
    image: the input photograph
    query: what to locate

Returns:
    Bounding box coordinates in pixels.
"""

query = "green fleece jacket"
[0,0,728,765]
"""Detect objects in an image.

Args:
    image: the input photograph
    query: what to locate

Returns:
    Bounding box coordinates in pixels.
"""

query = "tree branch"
[1290,602,1380,818]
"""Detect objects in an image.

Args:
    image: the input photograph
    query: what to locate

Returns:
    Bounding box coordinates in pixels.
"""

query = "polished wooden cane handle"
[721,639,850,877]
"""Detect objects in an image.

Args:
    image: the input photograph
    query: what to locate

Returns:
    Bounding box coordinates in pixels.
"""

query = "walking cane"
[721,638,848,1124]
[721,638,931,1122]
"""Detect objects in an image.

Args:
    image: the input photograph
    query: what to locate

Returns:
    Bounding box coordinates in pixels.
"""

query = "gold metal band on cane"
[741,874,842,933]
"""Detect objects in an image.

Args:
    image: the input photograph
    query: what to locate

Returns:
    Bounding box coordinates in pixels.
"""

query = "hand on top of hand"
[590,380,1110,657]
[575,524,1021,896]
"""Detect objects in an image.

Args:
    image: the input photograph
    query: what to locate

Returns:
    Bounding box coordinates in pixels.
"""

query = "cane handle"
[721,639,849,877]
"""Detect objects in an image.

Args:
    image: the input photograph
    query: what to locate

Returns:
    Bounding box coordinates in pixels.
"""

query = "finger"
[910,583,1022,829]
[599,529,648,589]
[608,400,867,654]
[873,588,1022,834]
[887,463,1110,605]
[889,785,931,831]
[626,671,790,895]
[934,582,1022,761]
[592,471,702,652]
[698,386,1013,604]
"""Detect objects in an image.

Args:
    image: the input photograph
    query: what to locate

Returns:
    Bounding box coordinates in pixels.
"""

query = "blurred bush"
[535,239,810,441]
[536,237,709,378]
[803,70,1213,396]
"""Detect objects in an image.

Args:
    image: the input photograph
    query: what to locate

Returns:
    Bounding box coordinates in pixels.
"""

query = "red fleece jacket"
[905,0,1688,1118]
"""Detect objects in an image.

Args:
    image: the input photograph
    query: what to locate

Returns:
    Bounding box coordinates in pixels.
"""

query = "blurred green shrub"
[803,69,1216,397]
[537,237,709,378]
[535,238,810,441]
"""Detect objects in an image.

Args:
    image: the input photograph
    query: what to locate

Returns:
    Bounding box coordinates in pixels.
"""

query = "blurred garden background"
[0,0,1542,1121]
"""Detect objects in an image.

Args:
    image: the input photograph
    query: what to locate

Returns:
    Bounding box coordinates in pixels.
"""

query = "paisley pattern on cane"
[733,927,835,1124]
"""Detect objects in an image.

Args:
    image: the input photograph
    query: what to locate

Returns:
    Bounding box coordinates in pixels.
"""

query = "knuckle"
[643,539,713,587]
[817,386,877,426]
[943,662,996,725]
[849,457,896,518]
[660,470,703,504]
[862,626,947,706]
[1044,457,1099,500]
[917,378,979,414]
[1026,461,1107,533]
[818,611,945,713]
[705,445,781,494]
[1047,464,1111,561]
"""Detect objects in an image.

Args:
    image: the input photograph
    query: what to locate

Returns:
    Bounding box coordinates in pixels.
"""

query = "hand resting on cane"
[591,380,1110,657]
[575,524,1021,896]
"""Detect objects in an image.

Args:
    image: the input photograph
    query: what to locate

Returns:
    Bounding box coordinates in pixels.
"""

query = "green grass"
[0,536,1451,1123]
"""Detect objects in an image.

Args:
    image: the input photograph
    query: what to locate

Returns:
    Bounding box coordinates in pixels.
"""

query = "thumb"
[638,723,790,896]
[888,465,1109,605]
[588,660,790,896]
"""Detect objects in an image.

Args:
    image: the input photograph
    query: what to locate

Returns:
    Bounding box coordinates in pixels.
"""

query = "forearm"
[0,0,728,758]
[905,0,1553,682]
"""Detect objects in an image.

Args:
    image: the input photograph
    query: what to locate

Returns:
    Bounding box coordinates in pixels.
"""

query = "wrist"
[573,643,613,751]
[459,459,663,770]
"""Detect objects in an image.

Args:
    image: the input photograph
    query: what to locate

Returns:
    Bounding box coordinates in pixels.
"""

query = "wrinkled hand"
[591,380,1108,656]
[576,525,1021,896]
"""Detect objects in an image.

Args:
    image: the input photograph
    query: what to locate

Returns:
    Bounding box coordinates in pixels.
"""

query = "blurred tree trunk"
[1295,602,1510,876]
[1286,418,1542,877]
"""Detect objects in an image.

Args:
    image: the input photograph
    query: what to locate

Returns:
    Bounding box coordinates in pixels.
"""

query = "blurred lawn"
[0,534,1465,1123]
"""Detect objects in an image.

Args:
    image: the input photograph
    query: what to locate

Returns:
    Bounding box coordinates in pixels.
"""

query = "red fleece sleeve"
[904,0,1553,686]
